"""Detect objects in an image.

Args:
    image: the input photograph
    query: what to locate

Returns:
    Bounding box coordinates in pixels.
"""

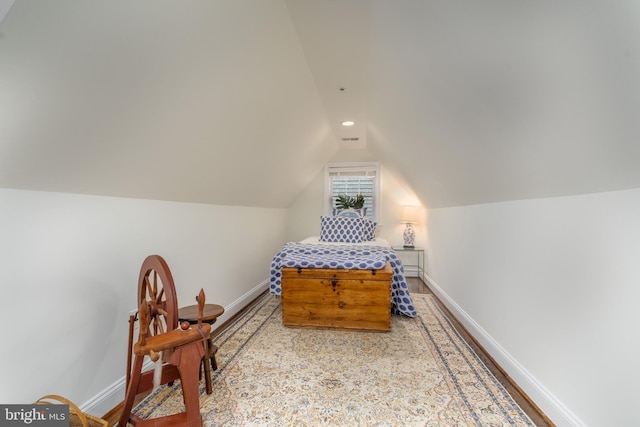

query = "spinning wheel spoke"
[152,271,158,299]
[145,278,153,300]
[156,288,165,304]
[152,318,165,335]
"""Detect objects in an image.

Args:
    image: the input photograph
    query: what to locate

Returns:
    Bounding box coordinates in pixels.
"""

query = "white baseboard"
[79,376,127,418]
[208,279,270,335]
[422,273,585,427]
[79,280,270,417]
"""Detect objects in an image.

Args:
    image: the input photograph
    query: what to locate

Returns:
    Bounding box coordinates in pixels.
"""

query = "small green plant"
[335,194,365,210]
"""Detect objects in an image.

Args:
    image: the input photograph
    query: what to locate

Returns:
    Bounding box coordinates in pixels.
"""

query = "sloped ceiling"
[0,0,338,208]
[364,1,640,207]
[2,1,640,209]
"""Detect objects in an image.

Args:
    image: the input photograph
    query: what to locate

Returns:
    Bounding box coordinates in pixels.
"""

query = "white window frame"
[324,162,380,223]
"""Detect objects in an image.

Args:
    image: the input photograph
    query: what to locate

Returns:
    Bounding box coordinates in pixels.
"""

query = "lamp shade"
[400,205,418,224]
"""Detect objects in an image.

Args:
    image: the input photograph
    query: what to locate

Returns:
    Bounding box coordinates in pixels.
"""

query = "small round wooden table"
[178,303,224,395]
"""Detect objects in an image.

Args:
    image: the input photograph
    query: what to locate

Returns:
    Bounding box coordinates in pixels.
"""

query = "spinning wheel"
[138,255,178,340]
[120,255,210,427]
[125,255,179,388]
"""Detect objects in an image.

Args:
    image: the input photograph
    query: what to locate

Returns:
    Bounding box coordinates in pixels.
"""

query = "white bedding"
[299,236,391,248]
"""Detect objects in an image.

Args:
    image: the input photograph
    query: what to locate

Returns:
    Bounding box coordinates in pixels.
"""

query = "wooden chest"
[281,264,392,332]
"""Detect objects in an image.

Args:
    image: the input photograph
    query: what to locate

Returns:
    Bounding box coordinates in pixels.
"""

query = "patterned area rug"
[132,293,535,426]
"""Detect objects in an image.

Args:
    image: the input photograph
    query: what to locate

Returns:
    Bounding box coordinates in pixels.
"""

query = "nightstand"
[392,247,424,278]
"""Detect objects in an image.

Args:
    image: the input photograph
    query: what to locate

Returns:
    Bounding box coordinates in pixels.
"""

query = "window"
[324,162,380,222]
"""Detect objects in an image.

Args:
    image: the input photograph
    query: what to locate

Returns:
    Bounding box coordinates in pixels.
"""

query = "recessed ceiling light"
[341,121,355,127]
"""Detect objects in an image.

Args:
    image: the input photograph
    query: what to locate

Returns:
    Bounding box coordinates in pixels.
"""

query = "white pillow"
[332,207,367,218]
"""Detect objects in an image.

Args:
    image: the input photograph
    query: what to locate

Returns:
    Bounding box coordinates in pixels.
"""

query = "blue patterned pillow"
[363,218,377,241]
[319,216,365,243]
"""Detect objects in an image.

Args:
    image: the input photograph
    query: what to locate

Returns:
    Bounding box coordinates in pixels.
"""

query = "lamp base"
[402,223,415,248]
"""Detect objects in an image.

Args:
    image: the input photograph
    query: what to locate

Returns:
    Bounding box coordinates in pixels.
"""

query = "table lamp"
[400,205,418,248]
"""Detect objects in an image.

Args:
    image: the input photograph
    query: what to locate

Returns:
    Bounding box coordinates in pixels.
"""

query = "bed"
[269,219,418,332]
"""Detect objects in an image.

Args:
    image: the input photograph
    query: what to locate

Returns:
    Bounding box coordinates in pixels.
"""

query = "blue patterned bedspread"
[269,243,417,317]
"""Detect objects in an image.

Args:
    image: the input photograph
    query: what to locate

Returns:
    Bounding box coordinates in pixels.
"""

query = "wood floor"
[106,279,554,426]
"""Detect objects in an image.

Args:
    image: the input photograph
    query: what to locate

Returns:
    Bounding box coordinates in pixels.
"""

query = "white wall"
[0,188,287,413]
[425,188,640,427]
